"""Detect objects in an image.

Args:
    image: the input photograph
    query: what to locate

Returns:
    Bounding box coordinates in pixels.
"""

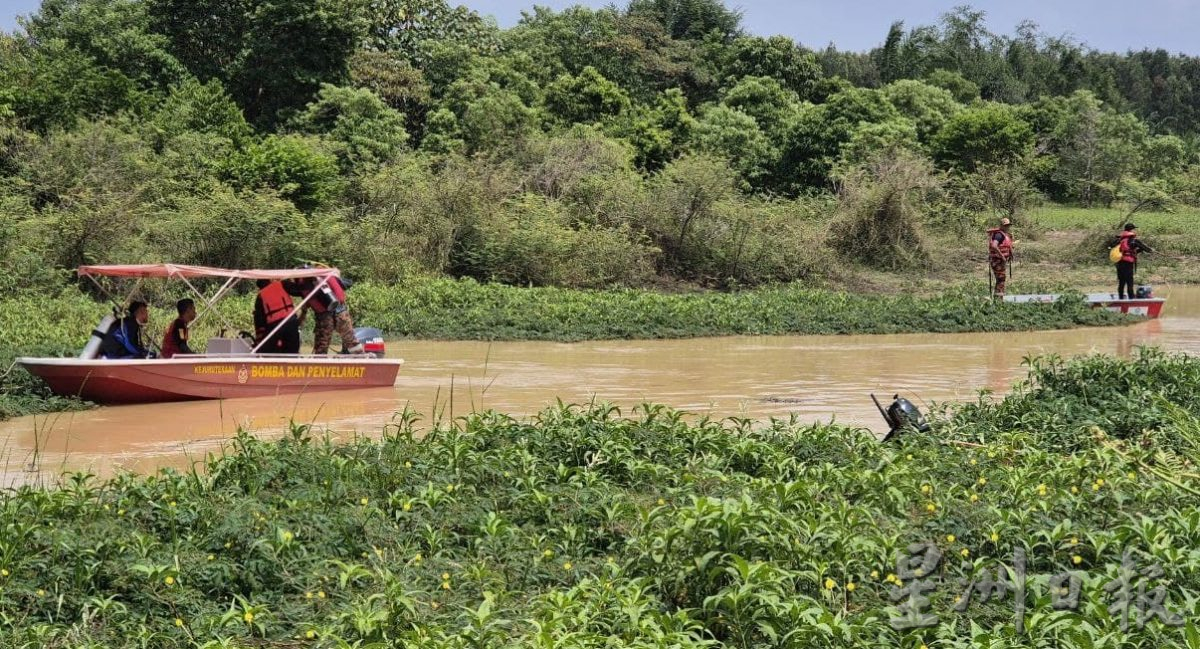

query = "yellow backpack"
[1109,244,1123,264]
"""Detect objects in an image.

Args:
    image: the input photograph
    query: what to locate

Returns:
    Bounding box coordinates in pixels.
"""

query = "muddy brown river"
[4,285,1200,486]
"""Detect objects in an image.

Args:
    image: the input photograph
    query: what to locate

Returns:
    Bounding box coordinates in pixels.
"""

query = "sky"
[2,0,1198,55]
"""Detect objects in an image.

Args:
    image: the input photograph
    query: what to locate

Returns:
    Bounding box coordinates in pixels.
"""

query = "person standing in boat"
[290,274,364,355]
[987,217,1014,298]
[253,279,301,354]
[100,301,151,359]
[160,298,196,358]
[1116,223,1152,300]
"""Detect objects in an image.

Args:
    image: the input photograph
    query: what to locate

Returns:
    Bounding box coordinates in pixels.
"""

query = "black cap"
[1124,223,1136,231]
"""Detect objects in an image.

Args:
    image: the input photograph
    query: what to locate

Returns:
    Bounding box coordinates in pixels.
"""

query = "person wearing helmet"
[1116,223,1152,300]
[987,218,1014,298]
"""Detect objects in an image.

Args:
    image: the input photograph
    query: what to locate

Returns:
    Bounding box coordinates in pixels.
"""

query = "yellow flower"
[306,630,316,639]
[169,501,177,508]
[990,532,999,543]
[430,601,440,610]
[846,582,856,592]
[920,644,929,649]
[1072,555,1083,565]
[175,618,184,627]
[960,548,970,558]
[925,503,937,513]
[562,562,573,571]
[207,554,214,561]
[402,502,412,512]
[946,534,956,543]
[1071,486,1080,494]
[445,484,455,492]
[905,454,913,460]
[969,493,979,503]
[118,509,126,516]
[886,573,897,583]
[913,568,924,577]
[0,569,8,577]
[317,590,326,599]
[413,553,423,562]
[1036,483,1048,496]
[282,531,294,542]
[1096,478,1105,486]
[1092,482,1101,491]
[921,484,932,494]
[305,591,313,599]
[224,542,231,549]
[164,576,175,586]
[404,461,412,468]
[657,498,666,506]
[441,581,451,590]
[243,611,254,624]
[543,549,554,558]
[1127,472,1137,480]
[824,578,836,590]
[36,589,45,597]
[359,497,369,506]
[870,570,880,579]
[977,477,987,486]
[1070,536,1079,545]
[103,504,110,511]
[969,458,977,465]
[441,572,450,580]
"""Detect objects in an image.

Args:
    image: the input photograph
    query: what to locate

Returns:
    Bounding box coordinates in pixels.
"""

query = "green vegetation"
[3,0,1200,297]
[3,349,1200,647]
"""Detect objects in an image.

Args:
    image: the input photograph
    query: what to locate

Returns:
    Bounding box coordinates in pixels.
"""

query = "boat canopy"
[78,264,340,280]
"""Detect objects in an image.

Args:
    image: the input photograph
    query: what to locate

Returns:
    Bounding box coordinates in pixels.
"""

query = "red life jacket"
[1119,232,1137,263]
[306,278,346,314]
[160,318,188,359]
[259,281,295,324]
[987,228,1013,259]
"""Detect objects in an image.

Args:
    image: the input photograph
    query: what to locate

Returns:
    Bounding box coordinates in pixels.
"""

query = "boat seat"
[205,337,252,355]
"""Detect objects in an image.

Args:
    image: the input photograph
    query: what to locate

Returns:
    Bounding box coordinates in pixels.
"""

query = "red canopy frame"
[77,265,345,356]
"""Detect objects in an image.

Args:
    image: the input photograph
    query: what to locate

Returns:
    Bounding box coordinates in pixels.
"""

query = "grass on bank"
[2,349,1199,648]
[0,280,1131,419]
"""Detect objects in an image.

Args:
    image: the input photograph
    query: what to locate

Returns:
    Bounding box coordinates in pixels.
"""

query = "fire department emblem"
[237,365,249,384]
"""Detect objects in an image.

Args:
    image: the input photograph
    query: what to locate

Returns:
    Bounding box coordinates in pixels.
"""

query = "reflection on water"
[4,286,1199,486]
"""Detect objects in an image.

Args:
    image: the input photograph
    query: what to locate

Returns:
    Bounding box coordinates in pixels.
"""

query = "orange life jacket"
[306,277,346,314]
[1119,231,1138,263]
[258,281,295,325]
[987,228,1013,259]
[160,318,188,359]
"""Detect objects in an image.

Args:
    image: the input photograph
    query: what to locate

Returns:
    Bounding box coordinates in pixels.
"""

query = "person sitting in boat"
[1116,223,1152,300]
[161,298,196,358]
[289,274,364,355]
[254,279,301,354]
[100,301,151,359]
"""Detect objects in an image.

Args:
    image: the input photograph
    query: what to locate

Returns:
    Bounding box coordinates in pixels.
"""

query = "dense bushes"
[4,351,1200,646]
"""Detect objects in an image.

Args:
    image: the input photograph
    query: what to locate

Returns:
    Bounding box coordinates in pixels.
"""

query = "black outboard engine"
[872,393,931,442]
[350,327,385,356]
[1135,285,1153,299]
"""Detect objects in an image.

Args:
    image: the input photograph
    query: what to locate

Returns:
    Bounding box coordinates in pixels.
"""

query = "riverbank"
[3,350,1198,647]
[0,282,1130,419]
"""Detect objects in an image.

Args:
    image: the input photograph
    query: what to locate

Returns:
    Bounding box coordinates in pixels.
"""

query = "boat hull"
[16,356,403,404]
[1003,293,1165,319]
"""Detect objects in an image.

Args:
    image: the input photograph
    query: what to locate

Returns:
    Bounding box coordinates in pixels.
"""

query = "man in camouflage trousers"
[987,217,1014,298]
[292,274,364,354]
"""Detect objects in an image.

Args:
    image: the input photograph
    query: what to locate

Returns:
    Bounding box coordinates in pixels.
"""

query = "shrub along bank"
[2,350,1199,647]
[0,280,1130,419]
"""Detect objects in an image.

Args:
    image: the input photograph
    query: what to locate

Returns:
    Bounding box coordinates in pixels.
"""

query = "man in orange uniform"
[987,217,1014,298]
[253,279,300,354]
[160,298,196,358]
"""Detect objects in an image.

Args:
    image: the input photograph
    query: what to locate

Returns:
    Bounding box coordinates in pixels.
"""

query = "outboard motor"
[79,312,118,359]
[350,327,385,357]
[871,393,931,442]
[1136,285,1153,299]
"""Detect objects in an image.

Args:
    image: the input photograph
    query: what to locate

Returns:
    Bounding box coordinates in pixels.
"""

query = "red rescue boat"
[1003,291,1166,319]
[17,264,402,405]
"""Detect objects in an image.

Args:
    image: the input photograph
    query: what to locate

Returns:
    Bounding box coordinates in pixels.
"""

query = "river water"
[4,286,1199,486]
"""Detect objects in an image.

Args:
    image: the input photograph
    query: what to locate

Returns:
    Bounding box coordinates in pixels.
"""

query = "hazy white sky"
[3,0,1197,55]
